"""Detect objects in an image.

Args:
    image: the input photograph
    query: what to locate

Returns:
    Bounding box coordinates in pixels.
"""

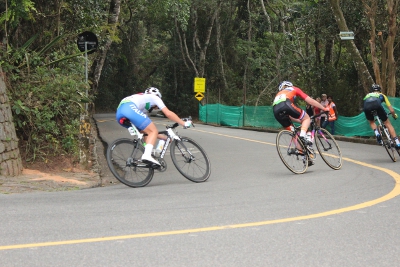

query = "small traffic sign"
[77,31,98,54]
[194,77,206,93]
[339,31,354,40]
[195,92,204,101]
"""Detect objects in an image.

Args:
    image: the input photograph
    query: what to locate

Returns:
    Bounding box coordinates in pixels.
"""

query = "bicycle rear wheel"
[314,128,342,169]
[106,138,154,187]
[170,137,211,182]
[276,130,308,174]
[378,126,396,162]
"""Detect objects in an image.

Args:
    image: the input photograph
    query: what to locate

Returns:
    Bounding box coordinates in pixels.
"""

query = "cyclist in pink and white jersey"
[116,87,191,166]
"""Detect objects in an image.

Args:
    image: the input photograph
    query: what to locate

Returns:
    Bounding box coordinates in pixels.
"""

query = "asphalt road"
[1,113,400,267]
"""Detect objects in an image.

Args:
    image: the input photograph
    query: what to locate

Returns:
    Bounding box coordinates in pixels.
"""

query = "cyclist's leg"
[287,102,310,138]
[383,120,400,148]
[140,123,161,165]
[273,102,293,130]
[363,102,382,142]
[378,105,398,142]
[118,103,160,165]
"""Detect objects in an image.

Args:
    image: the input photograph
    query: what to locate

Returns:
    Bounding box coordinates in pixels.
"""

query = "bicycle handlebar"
[166,116,195,129]
[310,111,329,120]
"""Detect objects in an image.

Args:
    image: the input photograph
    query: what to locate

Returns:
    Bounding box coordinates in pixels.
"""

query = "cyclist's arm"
[381,94,396,115]
[160,107,186,126]
[304,96,328,112]
[293,87,328,112]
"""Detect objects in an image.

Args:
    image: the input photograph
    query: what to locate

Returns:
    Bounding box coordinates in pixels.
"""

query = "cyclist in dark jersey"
[363,84,399,149]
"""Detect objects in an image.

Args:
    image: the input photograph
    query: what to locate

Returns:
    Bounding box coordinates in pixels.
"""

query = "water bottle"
[154,140,165,157]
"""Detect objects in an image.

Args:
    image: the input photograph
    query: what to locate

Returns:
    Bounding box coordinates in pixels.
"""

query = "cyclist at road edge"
[116,87,192,166]
[363,83,400,149]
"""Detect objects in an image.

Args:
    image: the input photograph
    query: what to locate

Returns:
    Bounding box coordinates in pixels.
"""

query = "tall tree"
[176,0,222,78]
[363,0,399,96]
[89,0,121,99]
[329,0,374,94]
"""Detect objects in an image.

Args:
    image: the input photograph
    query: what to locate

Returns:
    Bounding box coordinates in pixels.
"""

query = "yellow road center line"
[3,122,396,251]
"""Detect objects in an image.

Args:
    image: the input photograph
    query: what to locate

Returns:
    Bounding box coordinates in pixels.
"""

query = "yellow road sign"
[194,77,206,92]
[195,92,204,101]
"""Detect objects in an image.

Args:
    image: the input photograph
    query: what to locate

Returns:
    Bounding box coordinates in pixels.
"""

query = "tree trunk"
[385,0,398,96]
[0,68,23,176]
[329,0,374,94]
[216,10,228,101]
[179,1,221,78]
[363,0,398,96]
[363,0,382,87]
[89,0,121,99]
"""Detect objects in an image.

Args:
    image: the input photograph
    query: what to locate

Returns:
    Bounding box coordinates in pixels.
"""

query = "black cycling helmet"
[370,84,381,92]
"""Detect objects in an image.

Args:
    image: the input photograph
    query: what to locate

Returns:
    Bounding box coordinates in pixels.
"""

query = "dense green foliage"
[0,0,100,162]
[95,0,399,118]
[0,0,399,163]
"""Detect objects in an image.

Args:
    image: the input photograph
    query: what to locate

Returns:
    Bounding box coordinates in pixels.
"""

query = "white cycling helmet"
[278,81,293,91]
[145,87,162,98]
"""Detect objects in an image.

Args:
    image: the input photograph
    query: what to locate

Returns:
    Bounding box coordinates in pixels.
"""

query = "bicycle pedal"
[141,159,161,168]
[155,159,167,172]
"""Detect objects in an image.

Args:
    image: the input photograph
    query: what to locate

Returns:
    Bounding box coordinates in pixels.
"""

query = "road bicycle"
[276,112,342,174]
[372,110,400,162]
[106,117,211,187]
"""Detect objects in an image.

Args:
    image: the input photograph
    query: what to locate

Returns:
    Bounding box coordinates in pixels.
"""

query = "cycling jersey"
[273,86,308,106]
[363,92,392,107]
[273,86,309,128]
[118,93,166,111]
[116,93,166,131]
[363,92,391,122]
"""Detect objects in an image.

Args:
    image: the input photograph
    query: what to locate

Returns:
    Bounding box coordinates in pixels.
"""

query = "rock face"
[0,68,23,176]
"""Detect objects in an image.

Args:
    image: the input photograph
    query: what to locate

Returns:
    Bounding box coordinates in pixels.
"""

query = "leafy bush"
[1,38,90,163]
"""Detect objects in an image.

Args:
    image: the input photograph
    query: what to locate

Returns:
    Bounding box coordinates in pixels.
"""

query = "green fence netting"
[199,97,400,137]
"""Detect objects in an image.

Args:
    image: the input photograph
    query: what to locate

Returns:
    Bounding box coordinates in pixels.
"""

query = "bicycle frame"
[127,121,195,162]
[276,111,342,173]
[290,112,326,151]
[372,110,392,142]
[309,116,332,151]
[372,110,398,162]
[107,116,211,187]
[158,127,181,159]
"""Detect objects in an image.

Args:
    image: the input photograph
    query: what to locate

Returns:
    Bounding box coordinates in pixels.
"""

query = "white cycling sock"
[143,144,154,157]
[394,137,400,145]
[374,129,379,136]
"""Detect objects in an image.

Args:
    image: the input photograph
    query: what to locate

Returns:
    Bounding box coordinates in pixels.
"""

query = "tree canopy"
[0,0,399,163]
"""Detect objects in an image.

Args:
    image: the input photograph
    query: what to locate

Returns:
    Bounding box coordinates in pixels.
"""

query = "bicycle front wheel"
[378,126,396,162]
[276,130,308,174]
[106,138,154,187]
[170,137,211,182]
[314,128,342,169]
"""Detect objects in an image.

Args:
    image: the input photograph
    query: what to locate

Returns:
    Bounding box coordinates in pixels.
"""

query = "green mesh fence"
[199,97,400,137]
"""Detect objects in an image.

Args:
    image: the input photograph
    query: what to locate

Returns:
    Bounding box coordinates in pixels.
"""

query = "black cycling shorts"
[363,98,387,122]
[273,100,304,128]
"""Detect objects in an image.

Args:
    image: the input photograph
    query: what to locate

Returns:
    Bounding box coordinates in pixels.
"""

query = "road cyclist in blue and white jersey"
[116,87,192,166]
